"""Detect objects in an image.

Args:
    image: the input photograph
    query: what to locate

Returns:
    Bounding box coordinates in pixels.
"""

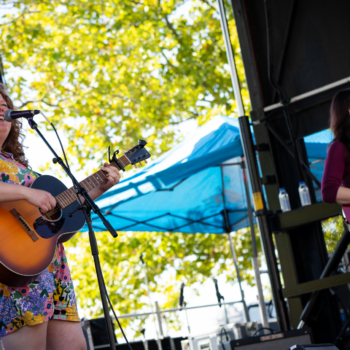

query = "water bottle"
[298,181,311,206]
[278,188,291,212]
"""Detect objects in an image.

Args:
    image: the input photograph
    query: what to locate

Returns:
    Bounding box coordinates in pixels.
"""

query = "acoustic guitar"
[0,140,150,287]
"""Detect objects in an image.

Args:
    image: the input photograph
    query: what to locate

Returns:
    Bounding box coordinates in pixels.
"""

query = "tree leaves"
[65,227,261,336]
[0,0,248,174]
[321,216,344,254]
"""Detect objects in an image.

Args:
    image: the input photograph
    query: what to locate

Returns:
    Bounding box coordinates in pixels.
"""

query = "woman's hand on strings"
[23,187,57,213]
[99,162,121,193]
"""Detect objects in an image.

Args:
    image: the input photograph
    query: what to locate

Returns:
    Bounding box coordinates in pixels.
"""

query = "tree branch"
[200,0,219,14]
[169,112,200,125]
[0,11,40,26]
[160,49,177,70]
[17,97,68,109]
[164,16,183,44]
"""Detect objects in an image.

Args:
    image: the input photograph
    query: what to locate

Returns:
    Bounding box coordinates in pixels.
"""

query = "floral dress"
[0,150,80,338]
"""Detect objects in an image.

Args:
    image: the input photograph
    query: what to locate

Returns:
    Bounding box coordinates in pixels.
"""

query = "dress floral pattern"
[0,151,80,338]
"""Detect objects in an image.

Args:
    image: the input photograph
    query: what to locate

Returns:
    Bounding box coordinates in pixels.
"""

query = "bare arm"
[0,162,120,211]
[80,162,121,202]
[0,181,102,212]
[0,182,56,213]
[335,186,350,205]
[0,182,29,202]
[87,187,104,201]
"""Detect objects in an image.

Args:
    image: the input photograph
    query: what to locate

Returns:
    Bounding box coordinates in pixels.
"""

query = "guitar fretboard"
[55,155,130,209]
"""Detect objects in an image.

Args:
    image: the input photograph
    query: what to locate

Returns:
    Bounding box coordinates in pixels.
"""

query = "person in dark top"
[322,89,350,204]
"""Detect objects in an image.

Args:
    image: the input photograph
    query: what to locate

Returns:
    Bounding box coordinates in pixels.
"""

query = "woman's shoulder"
[326,139,350,165]
[327,139,345,153]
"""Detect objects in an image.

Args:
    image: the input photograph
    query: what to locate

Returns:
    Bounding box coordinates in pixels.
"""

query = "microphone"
[4,109,40,122]
[179,282,185,309]
[140,253,145,265]
[214,278,224,307]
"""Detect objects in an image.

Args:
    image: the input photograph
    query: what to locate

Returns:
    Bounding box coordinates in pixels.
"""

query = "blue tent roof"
[305,129,333,202]
[84,117,331,234]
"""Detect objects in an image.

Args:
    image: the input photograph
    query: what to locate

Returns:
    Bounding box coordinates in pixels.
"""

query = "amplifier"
[289,345,339,350]
[182,322,260,350]
[221,328,312,350]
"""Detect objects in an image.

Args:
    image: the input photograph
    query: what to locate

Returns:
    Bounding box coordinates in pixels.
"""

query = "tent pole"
[217,0,290,331]
[240,159,269,329]
[227,232,250,322]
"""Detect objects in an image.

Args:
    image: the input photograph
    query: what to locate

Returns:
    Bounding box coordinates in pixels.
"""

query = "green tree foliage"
[321,216,345,254]
[0,0,249,171]
[0,0,256,334]
[66,228,261,337]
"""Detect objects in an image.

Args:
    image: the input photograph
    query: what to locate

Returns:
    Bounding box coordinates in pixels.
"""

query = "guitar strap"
[33,170,42,178]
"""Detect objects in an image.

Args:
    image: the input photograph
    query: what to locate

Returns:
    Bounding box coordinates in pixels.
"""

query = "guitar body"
[0,175,85,287]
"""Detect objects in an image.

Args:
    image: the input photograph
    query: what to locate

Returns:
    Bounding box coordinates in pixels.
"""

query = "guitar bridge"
[10,208,39,242]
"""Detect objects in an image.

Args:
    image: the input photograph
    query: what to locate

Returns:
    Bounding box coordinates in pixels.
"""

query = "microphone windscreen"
[4,109,13,122]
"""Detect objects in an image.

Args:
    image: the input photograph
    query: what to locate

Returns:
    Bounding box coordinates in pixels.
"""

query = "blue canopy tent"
[306,129,332,202]
[82,116,331,234]
[80,116,332,326]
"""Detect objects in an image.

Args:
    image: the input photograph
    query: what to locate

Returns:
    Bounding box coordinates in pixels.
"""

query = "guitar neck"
[55,155,131,209]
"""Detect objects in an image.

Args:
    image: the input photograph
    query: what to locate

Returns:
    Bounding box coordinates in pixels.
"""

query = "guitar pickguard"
[33,213,66,238]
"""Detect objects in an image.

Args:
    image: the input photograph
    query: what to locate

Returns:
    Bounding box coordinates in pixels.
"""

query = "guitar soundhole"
[33,211,66,238]
[38,206,62,222]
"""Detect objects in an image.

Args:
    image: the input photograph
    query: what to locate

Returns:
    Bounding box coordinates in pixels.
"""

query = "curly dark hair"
[0,83,29,168]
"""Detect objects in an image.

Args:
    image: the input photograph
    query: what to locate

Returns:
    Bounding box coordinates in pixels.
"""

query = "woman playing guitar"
[0,84,121,350]
[322,89,350,214]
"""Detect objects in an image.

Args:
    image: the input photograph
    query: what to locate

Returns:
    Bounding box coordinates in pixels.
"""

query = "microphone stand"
[213,279,229,325]
[140,254,162,350]
[179,285,193,350]
[26,116,118,350]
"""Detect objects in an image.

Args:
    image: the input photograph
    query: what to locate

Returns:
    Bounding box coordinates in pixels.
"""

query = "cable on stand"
[26,113,130,350]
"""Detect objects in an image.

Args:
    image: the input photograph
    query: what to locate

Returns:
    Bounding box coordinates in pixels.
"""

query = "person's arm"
[321,141,349,204]
[334,186,350,205]
[0,162,120,211]
[0,182,56,213]
[86,187,104,201]
[79,162,121,202]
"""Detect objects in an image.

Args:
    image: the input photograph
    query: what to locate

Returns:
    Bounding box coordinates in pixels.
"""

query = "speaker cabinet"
[221,329,312,350]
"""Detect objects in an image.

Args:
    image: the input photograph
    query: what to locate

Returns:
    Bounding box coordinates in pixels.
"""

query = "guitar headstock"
[109,140,151,171]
